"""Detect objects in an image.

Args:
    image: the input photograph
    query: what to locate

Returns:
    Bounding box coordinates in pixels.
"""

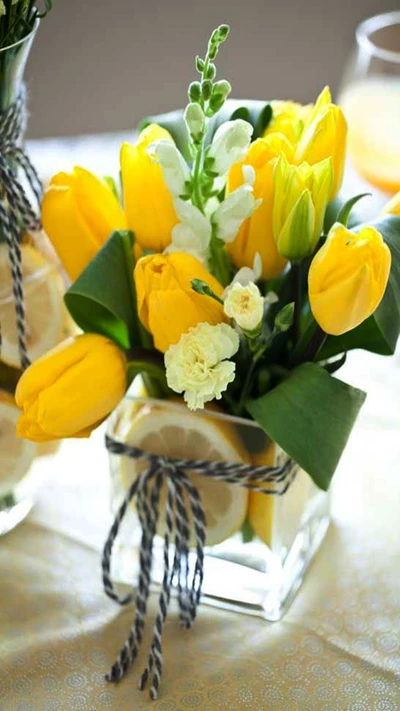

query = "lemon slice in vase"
[113,399,250,546]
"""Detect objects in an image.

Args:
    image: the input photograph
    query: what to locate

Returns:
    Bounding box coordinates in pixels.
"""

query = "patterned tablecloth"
[1,137,399,710]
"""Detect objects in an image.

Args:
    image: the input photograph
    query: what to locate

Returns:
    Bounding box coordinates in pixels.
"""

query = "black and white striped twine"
[103,433,298,700]
[0,87,43,370]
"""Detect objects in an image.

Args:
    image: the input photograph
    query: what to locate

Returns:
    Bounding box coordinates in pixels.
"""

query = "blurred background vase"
[0,24,69,534]
[338,11,400,195]
[108,396,330,621]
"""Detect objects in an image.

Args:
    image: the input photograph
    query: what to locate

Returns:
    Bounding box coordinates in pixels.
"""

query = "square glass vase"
[108,395,330,621]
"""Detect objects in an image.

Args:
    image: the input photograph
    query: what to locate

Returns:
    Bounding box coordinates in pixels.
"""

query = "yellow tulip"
[16,334,127,441]
[42,167,127,281]
[121,124,179,252]
[134,252,225,352]
[308,223,391,336]
[263,99,312,145]
[273,154,333,260]
[226,136,292,279]
[295,87,347,199]
[382,190,400,216]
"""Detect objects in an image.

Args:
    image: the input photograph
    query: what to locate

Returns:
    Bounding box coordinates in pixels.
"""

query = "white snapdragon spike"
[208,119,253,176]
[225,252,262,295]
[165,322,239,410]
[224,282,264,332]
[166,198,212,262]
[147,139,191,197]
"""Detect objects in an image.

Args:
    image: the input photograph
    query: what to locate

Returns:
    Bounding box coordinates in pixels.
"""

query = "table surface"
[1,136,400,711]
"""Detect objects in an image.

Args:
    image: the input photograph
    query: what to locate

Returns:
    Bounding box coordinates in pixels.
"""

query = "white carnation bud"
[184,103,206,140]
[224,282,264,332]
[147,139,191,197]
[208,119,253,176]
[224,253,262,296]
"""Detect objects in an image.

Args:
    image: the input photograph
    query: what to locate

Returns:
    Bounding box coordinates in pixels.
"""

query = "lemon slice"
[248,441,277,547]
[0,244,66,368]
[0,391,37,495]
[114,400,250,546]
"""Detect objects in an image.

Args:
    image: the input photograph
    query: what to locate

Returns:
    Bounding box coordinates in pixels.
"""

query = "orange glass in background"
[338,11,400,194]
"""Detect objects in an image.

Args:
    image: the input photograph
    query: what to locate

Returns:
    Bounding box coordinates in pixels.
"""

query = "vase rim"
[0,17,39,53]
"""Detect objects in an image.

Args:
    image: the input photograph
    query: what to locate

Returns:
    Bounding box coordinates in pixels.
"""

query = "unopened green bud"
[202,80,212,101]
[206,63,216,80]
[212,79,231,100]
[188,81,201,103]
[208,44,218,60]
[274,302,295,333]
[208,94,225,114]
[217,24,230,42]
[195,56,204,73]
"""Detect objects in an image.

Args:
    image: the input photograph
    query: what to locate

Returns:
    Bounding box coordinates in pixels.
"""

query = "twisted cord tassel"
[103,436,298,699]
[0,89,43,370]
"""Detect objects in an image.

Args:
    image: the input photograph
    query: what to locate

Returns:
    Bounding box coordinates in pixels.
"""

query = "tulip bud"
[16,334,127,441]
[308,223,391,335]
[121,124,178,251]
[273,154,333,261]
[294,87,347,199]
[184,103,206,142]
[382,190,400,216]
[134,252,225,352]
[42,167,127,282]
[208,120,253,176]
[147,139,191,198]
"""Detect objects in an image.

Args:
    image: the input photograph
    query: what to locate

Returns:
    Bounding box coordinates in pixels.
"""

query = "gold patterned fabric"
[1,346,400,709]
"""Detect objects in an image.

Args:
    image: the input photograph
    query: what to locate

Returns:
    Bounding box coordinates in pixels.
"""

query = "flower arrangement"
[0,0,51,48]
[15,24,400,494]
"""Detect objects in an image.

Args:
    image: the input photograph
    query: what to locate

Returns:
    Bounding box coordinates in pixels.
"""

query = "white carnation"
[147,139,191,197]
[165,322,239,410]
[224,282,264,331]
[208,119,253,176]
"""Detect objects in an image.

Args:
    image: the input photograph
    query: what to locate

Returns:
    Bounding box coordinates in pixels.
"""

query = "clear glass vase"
[108,395,330,621]
[0,21,38,111]
[0,236,71,534]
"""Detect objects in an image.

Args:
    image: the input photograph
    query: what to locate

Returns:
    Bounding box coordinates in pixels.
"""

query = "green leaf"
[336,193,371,227]
[324,195,364,233]
[246,362,366,490]
[321,215,400,358]
[64,230,140,350]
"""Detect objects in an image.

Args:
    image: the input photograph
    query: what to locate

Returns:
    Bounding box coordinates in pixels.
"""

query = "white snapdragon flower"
[148,139,191,197]
[212,166,262,244]
[166,198,212,263]
[226,253,263,293]
[184,103,205,140]
[224,282,264,332]
[165,322,239,410]
[208,120,253,176]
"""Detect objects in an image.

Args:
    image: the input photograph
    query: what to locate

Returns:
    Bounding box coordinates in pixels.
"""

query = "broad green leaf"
[324,195,365,233]
[64,230,140,350]
[246,362,366,490]
[320,215,400,358]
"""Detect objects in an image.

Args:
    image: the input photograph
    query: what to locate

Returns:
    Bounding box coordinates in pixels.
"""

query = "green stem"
[238,342,268,415]
[291,262,302,344]
[192,145,205,212]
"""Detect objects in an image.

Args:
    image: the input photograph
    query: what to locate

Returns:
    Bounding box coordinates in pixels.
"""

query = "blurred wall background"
[26,0,391,138]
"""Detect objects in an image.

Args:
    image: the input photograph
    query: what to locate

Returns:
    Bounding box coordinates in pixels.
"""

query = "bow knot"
[102,433,298,699]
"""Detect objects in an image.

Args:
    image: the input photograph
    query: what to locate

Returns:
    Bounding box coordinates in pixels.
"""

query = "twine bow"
[102,433,298,700]
[0,87,43,370]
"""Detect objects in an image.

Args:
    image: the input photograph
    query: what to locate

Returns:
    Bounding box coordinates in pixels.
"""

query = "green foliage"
[246,362,366,490]
[64,231,140,350]
[0,0,52,49]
